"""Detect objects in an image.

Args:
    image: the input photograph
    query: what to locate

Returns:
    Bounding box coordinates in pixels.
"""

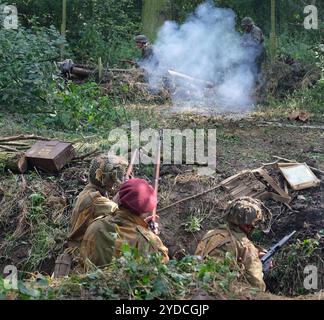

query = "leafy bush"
[0,26,65,110]
[0,244,241,300]
[36,81,126,132]
[265,236,324,296]
[14,0,141,65]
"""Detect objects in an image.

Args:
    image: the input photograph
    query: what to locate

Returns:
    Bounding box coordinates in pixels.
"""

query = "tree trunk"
[0,152,27,173]
[142,0,172,41]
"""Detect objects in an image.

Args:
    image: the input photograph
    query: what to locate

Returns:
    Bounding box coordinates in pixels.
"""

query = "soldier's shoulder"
[203,228,229,238]
[86,215,116,234]
[252,25,263,33]
[74,187,99,211]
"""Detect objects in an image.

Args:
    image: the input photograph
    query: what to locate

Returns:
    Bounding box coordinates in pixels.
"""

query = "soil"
[0,111,323,299]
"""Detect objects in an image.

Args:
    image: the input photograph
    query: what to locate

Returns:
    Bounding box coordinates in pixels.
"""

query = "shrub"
[0,26,66,111]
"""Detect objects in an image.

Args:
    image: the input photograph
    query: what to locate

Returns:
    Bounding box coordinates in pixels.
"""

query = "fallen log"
[71,67,95,78]
[0,152,27,173]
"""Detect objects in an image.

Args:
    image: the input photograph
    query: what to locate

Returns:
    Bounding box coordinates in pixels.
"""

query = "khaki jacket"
[69,184,118,245]
[195,227,266,292]
[80,208,169,269]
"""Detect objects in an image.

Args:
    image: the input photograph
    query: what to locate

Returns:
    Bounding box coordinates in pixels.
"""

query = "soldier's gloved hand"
[145,215,160,235]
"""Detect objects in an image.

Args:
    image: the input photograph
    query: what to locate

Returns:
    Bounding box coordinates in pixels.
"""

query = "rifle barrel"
[152,139,161,217]
[125,149,139,181]
[261,230,296,272]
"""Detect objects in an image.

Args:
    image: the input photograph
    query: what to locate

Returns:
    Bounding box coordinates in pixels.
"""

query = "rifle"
[148,138,161,233]
[124,148,139,181]
[261,231,296,273]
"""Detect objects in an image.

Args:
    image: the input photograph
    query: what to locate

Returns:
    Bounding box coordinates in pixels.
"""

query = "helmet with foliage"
[89,155,128,190]
[241,17,254,27]
[134,34,149,44]
[225,197,269,229]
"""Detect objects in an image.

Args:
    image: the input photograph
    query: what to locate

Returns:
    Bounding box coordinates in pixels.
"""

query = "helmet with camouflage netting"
[134,34,149,44]
[89,155,128,189]
[241,17,254,27]
[225,197,271,230]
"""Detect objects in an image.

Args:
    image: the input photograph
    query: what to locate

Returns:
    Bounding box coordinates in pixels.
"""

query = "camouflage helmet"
[225,197,268,229]
[134,34,148,44]
[241,17,254,27]
[89,155,128,189]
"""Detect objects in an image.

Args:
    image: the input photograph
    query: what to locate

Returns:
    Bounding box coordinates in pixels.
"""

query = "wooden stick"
[0,145,19,152]
[0,142,30,147]
[0,135,51,143]
[158,183,222,214]
[259,122,324,130]
[273,156,324,176]
[72,149,100,161]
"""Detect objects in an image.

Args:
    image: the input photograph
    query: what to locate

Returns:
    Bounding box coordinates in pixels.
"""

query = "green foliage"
[0,275,50,300]
[14,0,141,65]
[184,215,203,233]
[2,246,240,300]
[277,32,319,63]
[35,82,126,132]
[0,26,65,110]
[266,236,324,296]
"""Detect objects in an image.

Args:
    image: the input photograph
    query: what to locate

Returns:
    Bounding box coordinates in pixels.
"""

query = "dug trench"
[0,114,323,298]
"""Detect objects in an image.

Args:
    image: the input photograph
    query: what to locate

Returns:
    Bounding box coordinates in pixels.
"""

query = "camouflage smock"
[195,227,266,292]
[80,207,169,269]
[68,184,118,245]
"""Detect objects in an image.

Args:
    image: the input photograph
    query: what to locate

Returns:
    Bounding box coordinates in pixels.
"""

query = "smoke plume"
[141,1,261,113]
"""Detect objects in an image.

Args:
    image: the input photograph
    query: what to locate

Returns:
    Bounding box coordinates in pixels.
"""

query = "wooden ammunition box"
[25,141,75,173]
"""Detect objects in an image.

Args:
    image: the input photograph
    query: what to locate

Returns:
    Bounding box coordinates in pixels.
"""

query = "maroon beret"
[119,178,157,215]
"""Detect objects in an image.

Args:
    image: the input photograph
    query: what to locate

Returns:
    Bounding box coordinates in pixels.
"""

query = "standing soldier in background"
[195,197,272,292]
[241,17,266,98]
[134,34,154,62]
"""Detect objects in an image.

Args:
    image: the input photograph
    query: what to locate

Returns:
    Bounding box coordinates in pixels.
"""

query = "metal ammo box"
[25,140,75,173]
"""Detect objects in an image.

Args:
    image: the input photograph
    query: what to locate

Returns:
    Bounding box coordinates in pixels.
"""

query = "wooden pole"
[61,0,67,59]
[98,57,104,81]
[269,0,277,62]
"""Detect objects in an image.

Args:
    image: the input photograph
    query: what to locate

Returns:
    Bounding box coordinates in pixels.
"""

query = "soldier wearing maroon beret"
[80,179,169,270]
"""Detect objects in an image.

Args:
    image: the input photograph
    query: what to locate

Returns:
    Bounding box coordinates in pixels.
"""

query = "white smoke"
[141,1,260,113]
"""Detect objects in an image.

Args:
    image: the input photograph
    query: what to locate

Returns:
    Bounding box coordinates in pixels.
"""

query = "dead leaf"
[288,111,310,122]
